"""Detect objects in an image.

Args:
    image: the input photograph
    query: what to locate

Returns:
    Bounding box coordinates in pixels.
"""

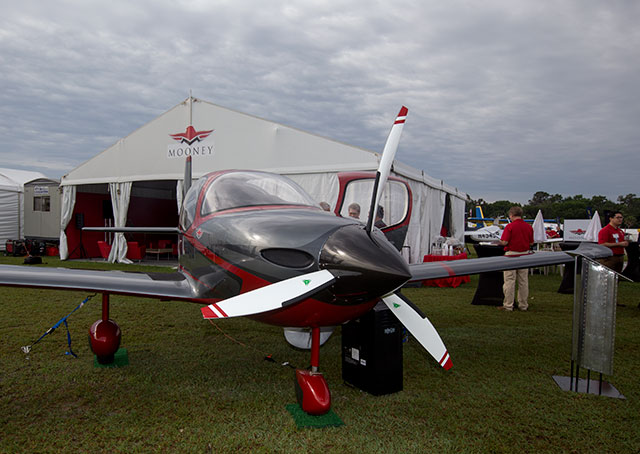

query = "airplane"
[0,107,612,416]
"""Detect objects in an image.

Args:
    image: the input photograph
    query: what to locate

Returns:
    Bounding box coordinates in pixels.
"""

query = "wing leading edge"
[0,265,195,300]
[409,243,612,282]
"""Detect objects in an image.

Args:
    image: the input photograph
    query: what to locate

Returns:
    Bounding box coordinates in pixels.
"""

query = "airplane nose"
[319,224,411,304]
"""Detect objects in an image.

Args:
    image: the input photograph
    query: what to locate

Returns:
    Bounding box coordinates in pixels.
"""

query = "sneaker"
[498,306,513,312]
[518,307,528,312]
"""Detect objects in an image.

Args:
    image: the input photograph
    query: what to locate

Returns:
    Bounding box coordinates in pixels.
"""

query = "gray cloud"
[1,0,638,203]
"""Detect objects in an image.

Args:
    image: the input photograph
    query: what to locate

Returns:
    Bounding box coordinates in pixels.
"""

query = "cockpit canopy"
[180,170,320,230]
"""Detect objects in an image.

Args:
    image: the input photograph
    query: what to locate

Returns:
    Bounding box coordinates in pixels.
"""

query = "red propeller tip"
[201,306,218,319]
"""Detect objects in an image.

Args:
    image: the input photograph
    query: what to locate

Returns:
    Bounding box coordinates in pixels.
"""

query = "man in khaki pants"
[498,206,534,311]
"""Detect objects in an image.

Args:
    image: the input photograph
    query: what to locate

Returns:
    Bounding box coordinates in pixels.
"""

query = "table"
[146,248,173,260]
[422,252,470,288]
[471,244,505,306]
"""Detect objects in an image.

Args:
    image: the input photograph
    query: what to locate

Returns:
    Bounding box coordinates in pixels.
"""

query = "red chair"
[158,240,172,249]
[126,241,146,261]
[97,241,112,260]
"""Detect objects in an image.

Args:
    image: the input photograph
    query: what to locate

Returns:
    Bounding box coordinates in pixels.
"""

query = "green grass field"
[1,256,639,453]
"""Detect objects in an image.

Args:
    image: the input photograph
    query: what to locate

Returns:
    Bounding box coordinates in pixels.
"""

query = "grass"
[1,256,639,453]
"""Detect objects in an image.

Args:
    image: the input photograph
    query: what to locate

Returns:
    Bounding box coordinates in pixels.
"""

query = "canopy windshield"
[201,171,319,215]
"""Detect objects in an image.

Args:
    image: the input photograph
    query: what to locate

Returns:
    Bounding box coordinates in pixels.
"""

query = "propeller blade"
[382,292,452,370]
[201,270,335,319]
[366,106,408,233]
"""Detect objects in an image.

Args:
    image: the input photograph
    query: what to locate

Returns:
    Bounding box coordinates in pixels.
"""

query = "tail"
[475,206,487,227]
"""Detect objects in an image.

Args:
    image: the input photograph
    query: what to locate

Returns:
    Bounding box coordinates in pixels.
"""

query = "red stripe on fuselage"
[184,234,269,295]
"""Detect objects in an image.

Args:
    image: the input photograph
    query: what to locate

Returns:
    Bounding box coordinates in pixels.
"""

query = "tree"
[467,192,639,228]
[617,193,640,227]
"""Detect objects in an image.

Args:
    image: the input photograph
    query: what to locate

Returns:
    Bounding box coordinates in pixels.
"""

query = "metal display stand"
[553,256,628,399]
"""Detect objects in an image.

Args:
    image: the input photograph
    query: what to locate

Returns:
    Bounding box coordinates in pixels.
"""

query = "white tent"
[0,168,47,250]
[61,97,469,262]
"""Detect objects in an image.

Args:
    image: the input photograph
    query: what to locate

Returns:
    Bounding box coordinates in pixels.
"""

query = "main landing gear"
[294,326,331,415]
[88,293,121,364]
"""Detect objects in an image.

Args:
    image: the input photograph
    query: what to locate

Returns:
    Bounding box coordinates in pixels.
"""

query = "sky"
[1,0,638,204]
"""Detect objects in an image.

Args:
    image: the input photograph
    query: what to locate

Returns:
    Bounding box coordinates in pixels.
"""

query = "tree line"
[468,192,640,228]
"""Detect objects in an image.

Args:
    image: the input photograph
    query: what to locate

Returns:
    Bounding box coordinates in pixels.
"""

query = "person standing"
[598,211,629,273]
[498,206,534,311]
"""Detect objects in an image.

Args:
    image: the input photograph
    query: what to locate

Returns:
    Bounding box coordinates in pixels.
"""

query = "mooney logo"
[167,125,215,159]
[570,229,586,235]
[170,126,213,145]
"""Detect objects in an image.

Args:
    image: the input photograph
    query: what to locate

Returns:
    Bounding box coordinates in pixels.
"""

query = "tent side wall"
[0,187,20,251]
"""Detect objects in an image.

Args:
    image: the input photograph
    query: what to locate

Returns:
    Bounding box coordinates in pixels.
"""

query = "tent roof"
[61,98,468,199]
[0,168,47,192]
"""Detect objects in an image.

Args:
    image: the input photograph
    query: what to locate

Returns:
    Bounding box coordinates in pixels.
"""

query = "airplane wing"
[0,265,337,320]
[409,242,611,282]
[0,265,195,300]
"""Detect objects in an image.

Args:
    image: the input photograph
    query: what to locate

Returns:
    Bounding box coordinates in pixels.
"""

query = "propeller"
[365,106,408,234]
[381,292,452,370]
[201,270,335,319]
[362,106,451,370]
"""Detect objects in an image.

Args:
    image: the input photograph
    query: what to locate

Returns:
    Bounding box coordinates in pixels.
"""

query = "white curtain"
[286,172,340,210]
[108,182,133,263]
[448,194,467,244]
[59,185,76,260]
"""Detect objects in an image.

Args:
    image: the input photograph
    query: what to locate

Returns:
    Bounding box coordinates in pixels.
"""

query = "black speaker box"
[341,301,403,395]
[75,213,85,229]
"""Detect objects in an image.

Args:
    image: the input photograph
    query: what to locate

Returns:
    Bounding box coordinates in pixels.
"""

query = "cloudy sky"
[1,0,638,203]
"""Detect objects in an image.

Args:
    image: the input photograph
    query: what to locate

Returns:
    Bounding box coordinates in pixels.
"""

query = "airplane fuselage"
[177,170,411,327]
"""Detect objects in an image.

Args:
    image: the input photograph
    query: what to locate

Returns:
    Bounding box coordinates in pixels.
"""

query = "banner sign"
[564,220,591,242]
[33,186,50,195]
[167,126,215,159]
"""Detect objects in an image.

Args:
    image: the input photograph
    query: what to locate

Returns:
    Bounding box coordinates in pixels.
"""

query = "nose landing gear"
[294,327,331,415]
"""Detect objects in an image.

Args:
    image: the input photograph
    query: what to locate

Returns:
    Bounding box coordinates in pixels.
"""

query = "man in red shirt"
[598,211,628,273]
[498,206,534,311]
